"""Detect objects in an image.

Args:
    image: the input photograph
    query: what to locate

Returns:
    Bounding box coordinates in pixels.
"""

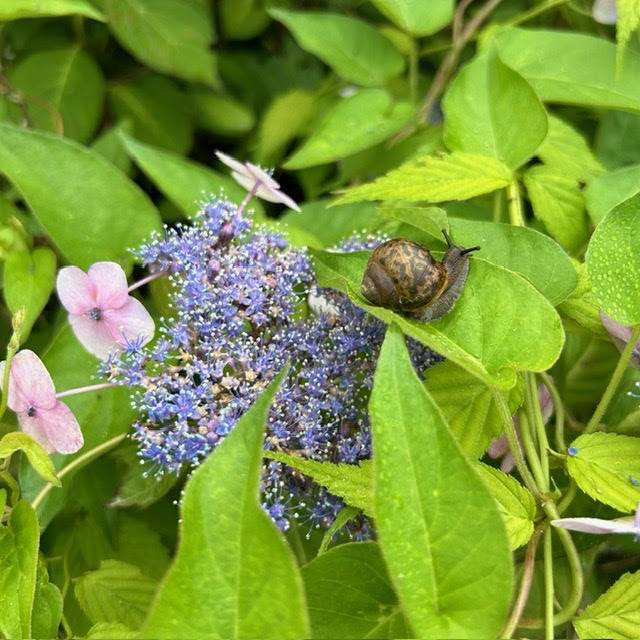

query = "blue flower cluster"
[107,198,441,533]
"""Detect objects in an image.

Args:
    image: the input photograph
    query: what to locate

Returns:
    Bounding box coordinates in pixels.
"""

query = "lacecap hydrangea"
[104,197,441,534]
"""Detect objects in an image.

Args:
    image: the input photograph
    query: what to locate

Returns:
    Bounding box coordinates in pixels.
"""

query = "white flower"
[592,0,617,24]
[552,502,640,540]
[215,151,301,212]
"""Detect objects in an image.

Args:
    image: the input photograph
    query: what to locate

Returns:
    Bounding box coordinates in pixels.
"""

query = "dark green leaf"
[370,0,453,36]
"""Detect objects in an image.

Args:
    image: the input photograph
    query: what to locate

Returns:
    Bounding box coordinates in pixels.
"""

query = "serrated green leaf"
[0,501,39,640]
[7,46,105,143]
[0,433,59,486]
[301,542,410,638]
[558,259,606,335]
[0,0,105,20]
[475,463,536,549]
[616,0,640,71]
[369,0,453,36]
[31,561,63,640]
[74,560,157,629]
[143,372,310,639]
[538,115,605,182]
[3,247,56,341]
[311,248,564,389]
[585,163,640,226]
[443,48,547,169]
[425,360,524,459]
[188,89,255,137]
[102,0,217,85]
[370,326,512,637]
[269,9,404,86]
[335,151,511,205]
[264,450,373,515]
[119,133,263,218]
[586,194,640,325]
[524,165,589,253]
[285,89,413,169]
[574,570,640,639]
[0,123,162,272]
[566,432,640,512]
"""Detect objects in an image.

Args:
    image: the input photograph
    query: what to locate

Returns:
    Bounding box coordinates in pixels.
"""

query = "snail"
[360,230,480,322]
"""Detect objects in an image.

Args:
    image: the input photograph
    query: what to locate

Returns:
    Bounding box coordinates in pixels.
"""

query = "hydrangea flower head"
[0,350,83,454]
[57,262,155,359]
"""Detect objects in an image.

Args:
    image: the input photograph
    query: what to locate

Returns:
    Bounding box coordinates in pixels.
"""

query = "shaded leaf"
[0,0,105,20]
[585,163,640,226]
[31,561,63,640]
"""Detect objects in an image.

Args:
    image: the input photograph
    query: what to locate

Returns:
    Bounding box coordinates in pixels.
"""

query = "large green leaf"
[311,248,564,389]
[301,542,410,638]
[143,373,310,639]
[119,133,263,217]
[335,151,512,205]
[566,432,640,512]
[574,571,640,639]
[188,89,255,137]
[0,501,39,640]
[586,194,640,325]
[443,48,547,169]
[558,259,607,335]
[269,9,405,86]
[0,0,105,20]
[8,47,105,143]
[102,0,217,85]
[285,89,413,169]
[585,164,640,226]
[494,28,640,112]
[370,326,512,637]
[0,124,162,271]
[369,0,453,36]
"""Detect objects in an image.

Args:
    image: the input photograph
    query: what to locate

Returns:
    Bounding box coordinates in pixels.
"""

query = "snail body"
[361,230,480,322]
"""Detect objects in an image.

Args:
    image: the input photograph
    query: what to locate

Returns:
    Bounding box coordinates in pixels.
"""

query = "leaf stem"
[584,324,640,433]
[527,372,550,491]
[543,528,554,640]
[539,372,566,451]
[518,411,547,494]
[507,180,525,226]
[408,39,419,104]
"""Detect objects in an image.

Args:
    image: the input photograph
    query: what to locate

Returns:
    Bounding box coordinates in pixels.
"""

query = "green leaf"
[8,46,105,143]
[102,0,217,85]
[0,433,59,486]
[75,560,157,629]
[311,248,564,389]
[524,165,589,253]
[220,0,270,41]
[380,205,449,239]
[31,561,63,640]
[566,432,640,512]
[301,542,410,638]
[475,463,536,550]
[143,372,310,639]
[86,622,139,638]
[574,570,640,639]
[538,115,605,182]
[370,326,513,637]
[3,247,56,341]
[369,0,453,36]
[443,48,547,169]
[110,75,194,155]
[0,0,105,20]
[269,9,404,86]
[254,89,316,165]
[91,120,134,174]
[494,28,640,112]
[425,360,524,459]
[558,260,607,335]
[586,194,640,325]
[120,133,263,218]
[585,164,640,226]
[188,89,255,137]
[0,501,39,640]
[286,89,413,169]
[335,151,512,205]
[596,111,640,170]
[264,450,373,515]
[0,123,162,271]
[616,0,640,71]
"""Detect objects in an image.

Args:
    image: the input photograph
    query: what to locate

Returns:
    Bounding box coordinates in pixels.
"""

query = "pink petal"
[216,151,250,177]
[487,435,509,459]
[102,296,155,345]
[551,517,638,535]
[19,401,83,454]
[88,262,129,310]
[68,313,122,359]
[601,312,640,357]
[1,350,57,411]
[57,266,96,314]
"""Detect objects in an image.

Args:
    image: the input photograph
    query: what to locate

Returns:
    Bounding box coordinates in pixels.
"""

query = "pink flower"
[57,262,155,359]
[0,350,83,454]
[552,502,640,540]
[215,151,301,212]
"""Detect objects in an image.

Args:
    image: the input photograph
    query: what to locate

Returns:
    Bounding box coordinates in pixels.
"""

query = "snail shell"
[360,230,480,322]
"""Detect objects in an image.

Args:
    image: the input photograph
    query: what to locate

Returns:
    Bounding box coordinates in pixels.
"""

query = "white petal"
[216,151,250,177]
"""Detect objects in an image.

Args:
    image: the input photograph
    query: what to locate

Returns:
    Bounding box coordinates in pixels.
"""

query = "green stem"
[319,505,360,554]
[0,316,21,423]
[543,528,554,640]
[493,188,504,223]
[507,180,525,226]
[408,40,418,104]
[31,433,127,512]
[557,479,577,515]
[519,411,547,495]
[527,372,550,491]
[0,469,19,505]
[584,324,640,433]
[539,372,566,451]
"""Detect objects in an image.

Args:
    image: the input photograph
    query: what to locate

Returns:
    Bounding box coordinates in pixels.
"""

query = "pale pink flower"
[0,350,83,454]
[215,150,301,212]
[592,0,617,24]
[57,262,155,359]
[601,312,640,360]
[552,502,640,540]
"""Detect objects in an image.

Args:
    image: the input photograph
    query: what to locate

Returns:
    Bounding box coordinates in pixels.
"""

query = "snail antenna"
[441,228,454,248]
[461,245,481,255]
